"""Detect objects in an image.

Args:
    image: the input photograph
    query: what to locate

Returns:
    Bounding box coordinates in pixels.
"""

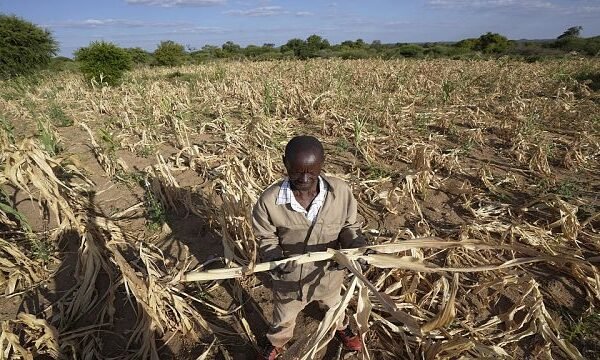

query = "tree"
[75,41,132,86]
[455,38,478,50]
[0,14,58,79]
[154,40,186,66]
[126,47,152,65]
[354,39,367,49]
[222,41,241,54]
[475,32,511,53]
[306,35,330,50]
[281,38,307,58]
[244,45,265,58]
[304,34,330,58]
[370,40,383,50]
[397,44,424,58]
[558,26,583,40]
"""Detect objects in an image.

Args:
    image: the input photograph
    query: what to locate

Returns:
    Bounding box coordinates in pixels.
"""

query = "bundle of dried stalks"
[79,122,128,177]
[1,139,81,227]
[0,238,44,297]
[0,313,60,359]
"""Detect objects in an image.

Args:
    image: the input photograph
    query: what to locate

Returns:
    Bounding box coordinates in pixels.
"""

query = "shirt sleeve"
[338,186,367,249]
[252,197,284,261]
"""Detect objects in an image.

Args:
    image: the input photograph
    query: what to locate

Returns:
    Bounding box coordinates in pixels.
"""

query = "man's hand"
[272,260,298,278]
[327,249,376,272]
[357,249,375,272]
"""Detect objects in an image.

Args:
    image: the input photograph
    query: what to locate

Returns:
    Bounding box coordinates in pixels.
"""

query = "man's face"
[284,150,323,191]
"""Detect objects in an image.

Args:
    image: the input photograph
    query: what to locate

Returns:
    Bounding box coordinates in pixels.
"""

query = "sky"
[2,0,600,57]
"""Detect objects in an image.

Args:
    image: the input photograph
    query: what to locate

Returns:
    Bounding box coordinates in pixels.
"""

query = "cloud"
[224,6,289,16]
[91,26,228,38]
[125,0,225,7]
[44,19,193,29]
[295,11,314,17]
[426,0,556,10]
[426,0,600,17]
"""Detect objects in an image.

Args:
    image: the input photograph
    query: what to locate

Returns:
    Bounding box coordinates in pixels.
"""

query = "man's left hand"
[357,249,375,272]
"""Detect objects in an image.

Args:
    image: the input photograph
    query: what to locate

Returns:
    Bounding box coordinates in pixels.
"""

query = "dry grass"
[0,58,599,359]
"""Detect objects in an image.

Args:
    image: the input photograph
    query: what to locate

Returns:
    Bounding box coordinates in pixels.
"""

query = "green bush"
[75,41,132,86]
[154,40,187,66]
[0,14,58,79]
[552,36,600,56]
[126,47,152,65]
[338,49,371,59]
[575,71,600,91]
[475,32,512,53]
[48,56,77,72]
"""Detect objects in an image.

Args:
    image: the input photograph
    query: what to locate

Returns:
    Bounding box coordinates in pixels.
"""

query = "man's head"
[283,135,324,191]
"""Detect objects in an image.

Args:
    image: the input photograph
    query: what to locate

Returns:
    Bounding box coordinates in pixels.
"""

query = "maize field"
[0,58,599,359]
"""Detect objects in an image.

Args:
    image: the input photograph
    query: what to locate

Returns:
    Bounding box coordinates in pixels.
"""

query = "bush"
[475,32,511,53]
[382,44,424,59]
[75,41,132,86]
[154,41,187,66]
[338,49,371,59]
[552,36,600,56]
[0,14,58,79]
[575,71,600,91]
[126,47,152,65]
[48,56,76,72]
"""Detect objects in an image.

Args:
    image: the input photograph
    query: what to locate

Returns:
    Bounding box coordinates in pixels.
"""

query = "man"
[252,135,365,360]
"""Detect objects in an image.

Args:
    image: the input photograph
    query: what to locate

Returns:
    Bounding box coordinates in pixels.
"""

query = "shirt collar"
[276,176,327,206]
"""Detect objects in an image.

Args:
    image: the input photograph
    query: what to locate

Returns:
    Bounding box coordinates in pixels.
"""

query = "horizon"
[2,0,600,57]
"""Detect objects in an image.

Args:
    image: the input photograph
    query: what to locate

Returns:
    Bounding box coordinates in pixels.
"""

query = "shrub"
[126,47,152,65]
[154,41,187,66]
[400,44,424,57]
[475,32,511,53]
[338,49,371,60]
[0,14,58,79]
[552,36,600,56]
[75,41,132,86]
[575,71,600,91]
[48,56,77,72]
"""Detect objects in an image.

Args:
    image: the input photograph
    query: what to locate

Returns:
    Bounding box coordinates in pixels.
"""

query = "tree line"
[116,28,600,66]
[1,13,599,84]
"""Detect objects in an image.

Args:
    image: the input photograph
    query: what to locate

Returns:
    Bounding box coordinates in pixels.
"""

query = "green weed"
[441,79,456,103]
[36,118,61,155]
[365,163,391,179]
[0,189,52,261]
[99,128,118,156]
[413,114,429,135]
[0,116,16,144]
[48,103,73,127]
[519,112,540,136]
[142,178,166,231]
[335,137,351,152]
[460,139,475,155]
[565,312,600,342]
[263,82,277,116]
[136,144,156,158]
[165,71,199,83]
[554,181,579,198]
[353,116,368,152]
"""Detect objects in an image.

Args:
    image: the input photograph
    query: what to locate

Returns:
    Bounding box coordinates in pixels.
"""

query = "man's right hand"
[272,260,298,278]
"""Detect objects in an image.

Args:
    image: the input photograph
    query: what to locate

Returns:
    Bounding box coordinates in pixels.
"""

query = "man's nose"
[300,173,310,182]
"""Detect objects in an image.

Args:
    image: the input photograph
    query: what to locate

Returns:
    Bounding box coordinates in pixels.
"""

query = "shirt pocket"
[320,223,343,244]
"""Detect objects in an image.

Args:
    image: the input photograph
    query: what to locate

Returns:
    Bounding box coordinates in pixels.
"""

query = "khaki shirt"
[252,175,365,301]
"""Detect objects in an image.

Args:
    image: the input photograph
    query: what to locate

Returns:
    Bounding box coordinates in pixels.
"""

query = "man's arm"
[338,188,367,249]
[252,198,284,261]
